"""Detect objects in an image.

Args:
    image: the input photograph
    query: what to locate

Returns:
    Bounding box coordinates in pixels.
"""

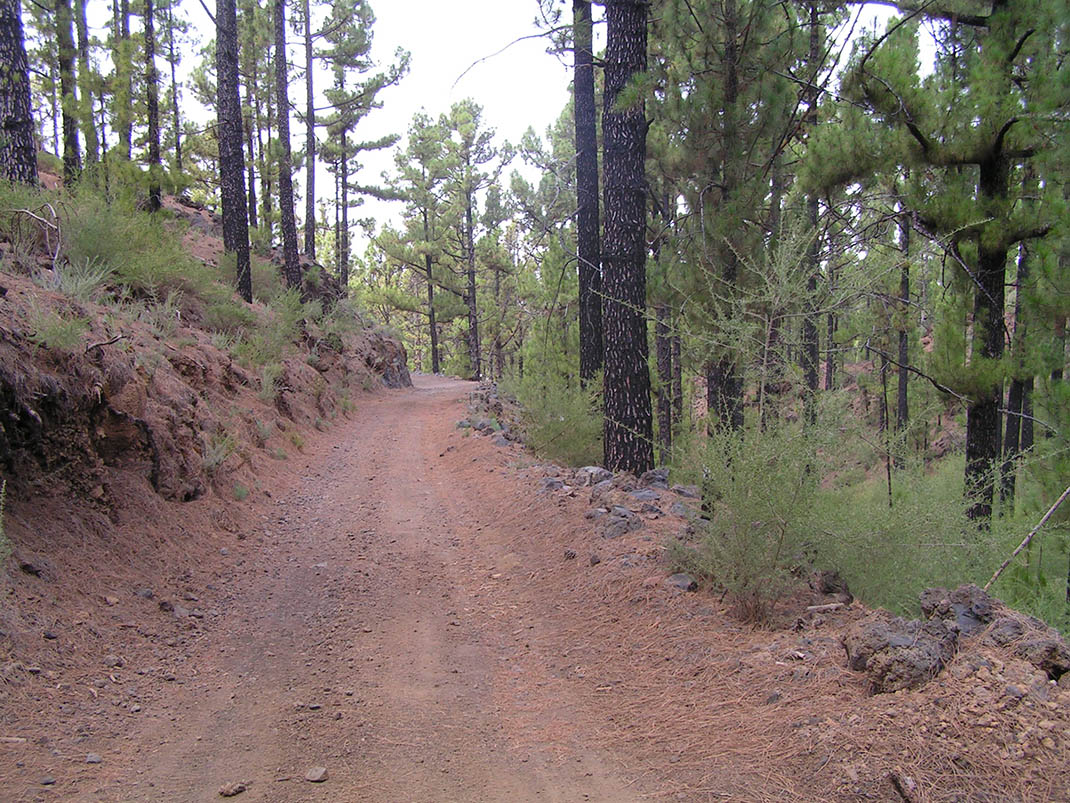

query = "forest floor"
[2,374,1069,802]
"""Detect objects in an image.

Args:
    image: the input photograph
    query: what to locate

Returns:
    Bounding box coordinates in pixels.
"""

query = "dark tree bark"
[339,131,349,287]
[0,0,37,185]
[800,3,821,426]
[710,0,743,433]
[117,0,132,159]
[574,0,602,383]
[896,209,910,436]
[1001,236,1032,511]
[671,333,683,428]
[302,0,315,259]
[216,0,252,302]
[75,0,98,166]
[144,0,161,211]
[245,81,257,229]
[274,0,302,289]
[56,0,81,183]
[964,153,1009,522]
[602,0,653,475]
[425,248,440,373]
[464,194,481,379]
[656,303,672,463]
[166,0,182,172]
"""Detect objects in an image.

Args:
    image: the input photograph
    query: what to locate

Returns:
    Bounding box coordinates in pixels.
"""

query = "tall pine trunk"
[274,0,302,289]
[303,0,316,259]
[601,0,653,475]
[339,132,349,287]
[574,0,602,383]
[75,0,98,166]
[56,0,80,183]
[117,0,132,159]
[144,0,161,211]
[710,0,743,433]
[896,206,910,438]
[656,303,672,463]
[166,0,182,172]
[216,0,251,302]
[800,3,821,426]
[964,153,1009,522]
[0,0,38,185]
[465,194,481,380]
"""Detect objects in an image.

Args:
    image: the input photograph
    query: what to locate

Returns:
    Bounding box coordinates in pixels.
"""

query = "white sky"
[175,0,574,246]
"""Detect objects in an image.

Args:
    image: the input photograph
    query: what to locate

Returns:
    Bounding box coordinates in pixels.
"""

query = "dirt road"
[91,374,643,801]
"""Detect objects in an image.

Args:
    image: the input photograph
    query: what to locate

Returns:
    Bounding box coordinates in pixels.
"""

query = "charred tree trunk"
[601,0,653,475]
[656,303,672,463]
[574,0,602,383]
[274,0,301,290]
[216,0,251,301]
[75,0,98,166]
[0,0,37,185]
[465,195,481,380]
[964,154,1009,523]
[800,2,821,426]
[166,0,182,172]
[0,0,36,184]
[117,0,132,159]
[302,0,316,259]
[1001,228,1033,511]
[339,132,349,288]
[56,0,81,183]
[144,0,161,211]
[896,210,910,436]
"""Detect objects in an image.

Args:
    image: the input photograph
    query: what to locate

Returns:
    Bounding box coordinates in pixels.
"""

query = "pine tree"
[274,0,301,289]
[55,0,80,182]
[216,0,252,301]
[601,0,653,474]
[811,0,1070,521]
[442,99,508,381]
[0,0,38,185]
[145,0,162,210]
[574,0,602,383]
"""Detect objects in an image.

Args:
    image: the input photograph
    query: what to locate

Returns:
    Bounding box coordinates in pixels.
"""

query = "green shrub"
[233,483,249,501]
[63,193,219,301]
[505,373,602,467]
[203,300,257,334]
[670,425,819,623]
[27,302,89,351]
[258,363,283,402]
[202,431,237,475]
[31,257,113,301]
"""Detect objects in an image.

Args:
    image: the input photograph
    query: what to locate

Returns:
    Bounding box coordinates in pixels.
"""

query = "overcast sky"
[171,0,576,246]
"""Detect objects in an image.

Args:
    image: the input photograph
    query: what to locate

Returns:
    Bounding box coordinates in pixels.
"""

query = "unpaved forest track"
[94,375,642,802]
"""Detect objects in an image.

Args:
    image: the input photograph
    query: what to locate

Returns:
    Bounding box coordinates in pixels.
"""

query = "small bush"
[31,257,113,302]
[270,446,287,461]
[27,302,89,351]
[137,290,184,337]
[202,431,237,475]
[506,373,602,467]
[258,363,283,402]
[233,483,249,501]
[203,301,257,334]
[289,432,305,450]
[672,425,819,624]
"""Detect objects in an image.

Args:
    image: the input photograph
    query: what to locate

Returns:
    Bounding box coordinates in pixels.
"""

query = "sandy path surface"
[93,374,642,802]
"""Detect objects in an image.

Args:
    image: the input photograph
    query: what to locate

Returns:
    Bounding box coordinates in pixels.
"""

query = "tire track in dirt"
[93,374,642,802]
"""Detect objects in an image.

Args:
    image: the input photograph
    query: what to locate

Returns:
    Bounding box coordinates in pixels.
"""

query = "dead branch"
[984,484,1070,592]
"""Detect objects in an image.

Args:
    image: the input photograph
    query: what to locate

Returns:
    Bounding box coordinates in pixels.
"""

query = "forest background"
[0,0,1067,630]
